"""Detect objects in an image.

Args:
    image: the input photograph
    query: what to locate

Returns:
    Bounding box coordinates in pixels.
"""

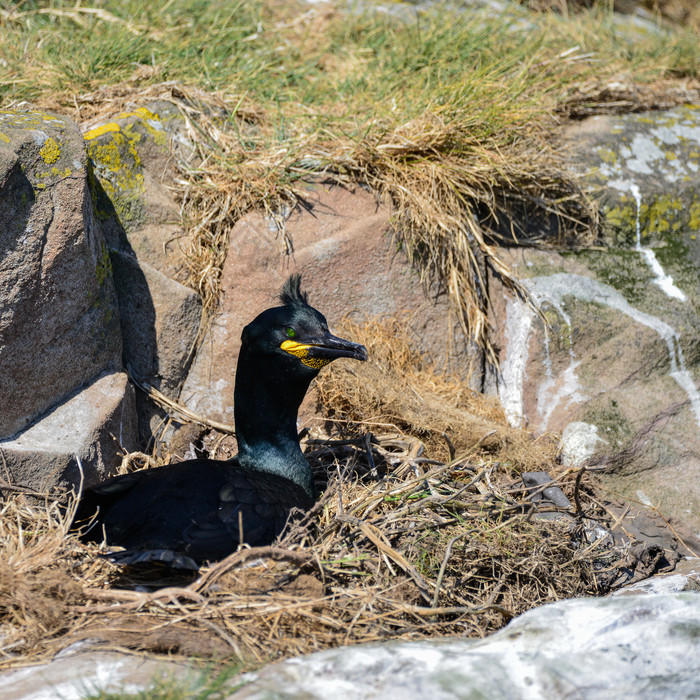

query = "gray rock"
[83,101,192,280]
[181,183,480,426]
[0,645,198,700]
[5,593,700,699]
[0,110,122,439]
[613,557,700,596]
[234,593,700,700]
[564,105,700,248]
[110,250,201,397]
[84,102,203,413]
[521,471,572,509]
[0,372,137,491]
[491,251,700,531]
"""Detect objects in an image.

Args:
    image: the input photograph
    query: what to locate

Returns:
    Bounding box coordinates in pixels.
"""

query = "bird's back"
[74,458,313,568]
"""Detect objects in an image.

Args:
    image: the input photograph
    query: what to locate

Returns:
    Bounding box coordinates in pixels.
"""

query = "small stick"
[442,432,456,462]
[127,366,236,434]
[432,532,470,608]
[573,466,586,515]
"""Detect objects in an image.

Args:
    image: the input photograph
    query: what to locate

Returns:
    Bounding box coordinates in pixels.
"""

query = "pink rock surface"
[181,182,478,425]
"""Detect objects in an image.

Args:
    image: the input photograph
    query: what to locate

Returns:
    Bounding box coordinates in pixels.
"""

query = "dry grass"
[0,320,643,670]
[315,317,558,469]
[0,496,100,660]
[523,0,700,32]
[173,100,598,364]
[0,440,615,670]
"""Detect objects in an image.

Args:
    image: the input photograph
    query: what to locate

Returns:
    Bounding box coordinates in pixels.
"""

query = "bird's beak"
[281,332,368,367]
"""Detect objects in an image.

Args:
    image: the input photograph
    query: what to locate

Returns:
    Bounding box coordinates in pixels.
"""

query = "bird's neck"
[233,346,315,497]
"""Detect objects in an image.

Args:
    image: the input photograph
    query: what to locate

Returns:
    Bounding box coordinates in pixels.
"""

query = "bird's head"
[240,274,368,376]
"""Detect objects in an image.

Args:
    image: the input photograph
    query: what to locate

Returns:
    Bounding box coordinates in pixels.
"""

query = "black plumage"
[73,275,367,570]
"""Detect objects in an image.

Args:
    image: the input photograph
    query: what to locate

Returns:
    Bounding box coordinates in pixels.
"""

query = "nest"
[0,437,623,670]
[0,319,661,670]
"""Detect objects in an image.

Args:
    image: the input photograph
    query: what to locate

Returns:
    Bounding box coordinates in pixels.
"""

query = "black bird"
[73,275,367,570]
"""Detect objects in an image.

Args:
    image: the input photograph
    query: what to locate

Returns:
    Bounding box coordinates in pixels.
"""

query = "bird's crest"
[280,273,309,307]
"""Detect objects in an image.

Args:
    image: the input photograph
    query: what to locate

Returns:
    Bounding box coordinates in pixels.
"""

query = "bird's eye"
[285,327,297,339]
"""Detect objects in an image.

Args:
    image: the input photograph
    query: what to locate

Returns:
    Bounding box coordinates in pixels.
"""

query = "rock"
[0,110,122,440]
[85,102,203,412]
[233,593,700,699]
[0,372,137,491]
[492,252,700,530]
[521,471,572,508]
[0,645,197,700]
[6,593,700,699]
[181,182,480,426]
[613,557,700,596]
[110,251,201,396]
[560,421,608,467]
[490,105,700,533]
[564,105,700,249]
[84,101,192,280]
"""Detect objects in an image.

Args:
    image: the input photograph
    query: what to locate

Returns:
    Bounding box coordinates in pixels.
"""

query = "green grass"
[82,662,245,700]
[2,0,698,126]
[2,0,698,355]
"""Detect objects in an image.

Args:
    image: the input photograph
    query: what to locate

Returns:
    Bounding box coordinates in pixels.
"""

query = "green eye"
[285,327,297,339]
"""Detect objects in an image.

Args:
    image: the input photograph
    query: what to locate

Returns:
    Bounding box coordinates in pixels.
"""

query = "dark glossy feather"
[75,459,313,567]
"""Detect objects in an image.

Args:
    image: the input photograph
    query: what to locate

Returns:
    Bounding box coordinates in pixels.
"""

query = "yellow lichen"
[39,137,60,164]
[87,128,145,227]
[597,147,619,165]
[119,107,160,121]
[84,123,120,140]
[50,166,72,178]
[689,200,700,231]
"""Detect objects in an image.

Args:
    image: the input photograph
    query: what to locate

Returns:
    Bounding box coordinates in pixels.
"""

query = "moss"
[653,230,700,289]
[540,306,573,350]
[95,242,113,287]
[581,400,633,451]
[565,248,649,306]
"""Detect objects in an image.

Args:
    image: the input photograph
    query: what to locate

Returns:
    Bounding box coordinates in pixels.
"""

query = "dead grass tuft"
[315,317,557,469]
[559,76,700,118]
[0,496,109,659]
[173,103,598,362]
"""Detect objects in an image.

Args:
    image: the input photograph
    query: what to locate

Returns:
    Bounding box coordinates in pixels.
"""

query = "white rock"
[233,593,700,700]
